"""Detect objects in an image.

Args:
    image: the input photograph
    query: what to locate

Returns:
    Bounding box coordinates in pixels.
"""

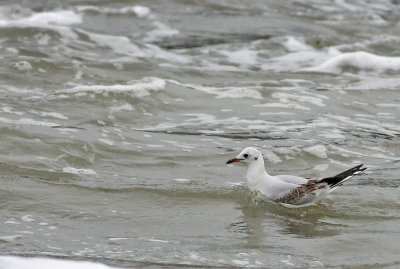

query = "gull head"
[226,147,263,165]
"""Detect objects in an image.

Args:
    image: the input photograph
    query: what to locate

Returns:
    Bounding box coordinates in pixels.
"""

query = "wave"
[76,5,150,17]
[56,77,166,97]
[0,116,58,127]
[0,9,81,39]
[0,10,82,26]
[0,255,121,269]
[168,80,262,99]
[307,51,400,74]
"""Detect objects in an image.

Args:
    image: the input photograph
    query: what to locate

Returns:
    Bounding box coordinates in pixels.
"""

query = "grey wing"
[276,174,309,185]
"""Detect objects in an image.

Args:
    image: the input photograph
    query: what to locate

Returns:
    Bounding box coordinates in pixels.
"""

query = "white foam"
[272,92,326,107]
[78,30,145,58]
[226,182,245,187]
[309,51,400,74]
[40,112,68,120]
[113,63,123,70]
[145,113,347,140]
[186,35,323,73]
[218,88,262,99]
[15,61,32,71]
[1,106,23,115]
[146,144,164,148]
[25,10,82,25]
[255,102,310,111]
[167,80,262,100]
[319,131,346,139]
[220,48,258,66]
[74,70,83,80]
[162,140,195,150]
[376,103,400,108]
[21,215,35,222]
[62,167,96,175]
[173,178,191,183]
[272,147,296,155]
[0,235,22,242]
[98,139,114,146]
[0,256,121,269]
[313,164,329,171]
[0,10,80,39]
[132,6,150,17]
[108,237,130,241]
[327,114,400,137]
[145,113,267,134]
[310,261,324,267]
[190,252,201,260]
[283,36,314,52]
[0,116,58,127]
[4,219,19,225]
[304,145,328,159]
[0,10,82,26]
[77,5,150,17]
[260,36,400,75]
[57,77,166,97]
[261,149,282,163]
[329,144,399,161]
[334,0,359,11]
[6,47,18,54]
[16,231,33,234]
[109,103,133,113]
[1,85,45,96]
[140,238,179,244]
[143,21,180,42]
[261,37,335,72]
[35,33,51,45]
[143,44,191,64]
[232,260,249,266]
[348,77,400,90]
[28,110,67,120]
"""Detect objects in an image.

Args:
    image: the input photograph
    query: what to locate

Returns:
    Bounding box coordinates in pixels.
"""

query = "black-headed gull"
[226,147,366,207]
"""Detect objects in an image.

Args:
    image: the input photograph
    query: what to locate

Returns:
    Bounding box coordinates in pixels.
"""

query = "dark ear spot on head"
[254,157,258,160]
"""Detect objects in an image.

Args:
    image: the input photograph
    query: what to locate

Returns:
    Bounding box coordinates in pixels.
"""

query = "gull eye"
[243,153,248,158]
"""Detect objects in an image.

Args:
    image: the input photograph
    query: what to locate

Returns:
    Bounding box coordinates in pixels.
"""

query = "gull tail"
[319,164,367,189]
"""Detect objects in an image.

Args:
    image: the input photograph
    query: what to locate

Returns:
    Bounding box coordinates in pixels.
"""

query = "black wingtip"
[320,164,367,188]
[355,164,367,173]
[354,164,365,170]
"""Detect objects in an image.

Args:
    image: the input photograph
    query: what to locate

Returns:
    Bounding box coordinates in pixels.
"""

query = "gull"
[226,147,366,207]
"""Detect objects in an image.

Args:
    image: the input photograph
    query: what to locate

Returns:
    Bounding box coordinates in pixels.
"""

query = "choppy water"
[1,0,400,268]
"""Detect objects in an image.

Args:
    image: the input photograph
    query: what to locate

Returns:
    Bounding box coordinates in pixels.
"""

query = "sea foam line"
[307,51,400,74]
[56,77,166,97]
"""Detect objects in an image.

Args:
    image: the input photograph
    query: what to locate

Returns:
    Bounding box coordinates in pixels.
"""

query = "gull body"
[226,147,366,207]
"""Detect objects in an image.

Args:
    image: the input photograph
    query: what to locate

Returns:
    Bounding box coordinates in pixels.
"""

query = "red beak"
[226,158,243,164]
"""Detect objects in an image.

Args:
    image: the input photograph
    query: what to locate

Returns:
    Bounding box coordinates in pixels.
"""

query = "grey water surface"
[0,0,400,268]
